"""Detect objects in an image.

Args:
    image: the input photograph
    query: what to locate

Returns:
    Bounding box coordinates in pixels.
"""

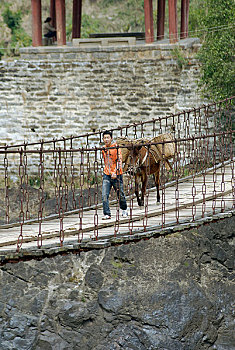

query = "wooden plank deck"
[0,162,234,252]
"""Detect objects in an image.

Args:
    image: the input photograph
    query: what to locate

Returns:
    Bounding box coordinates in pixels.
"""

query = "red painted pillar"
[157,0,165,40]
[55,0,66,45]
[72,0,82,38]
[144,0,154,43]
[180,0,189,39]
[168,0,178,43]
[50,0,56,29]
[31,0,42,47]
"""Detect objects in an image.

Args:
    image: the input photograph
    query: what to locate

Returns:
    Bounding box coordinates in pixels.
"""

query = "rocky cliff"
[0,214,234,350]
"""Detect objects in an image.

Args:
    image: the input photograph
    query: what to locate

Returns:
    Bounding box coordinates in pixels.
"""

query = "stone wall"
[0,39,203,147]
[0,213,234,349]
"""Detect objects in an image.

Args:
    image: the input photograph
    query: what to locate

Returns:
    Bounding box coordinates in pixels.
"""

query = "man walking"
[102,130,128,220]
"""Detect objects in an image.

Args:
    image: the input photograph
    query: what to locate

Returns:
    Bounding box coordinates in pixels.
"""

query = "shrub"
[197,0,235,100]
[1,5,32,55]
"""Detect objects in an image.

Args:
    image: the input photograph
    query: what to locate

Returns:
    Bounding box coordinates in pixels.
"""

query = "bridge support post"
[72,0,82,39]
[168,0,178,43]
[31,0,42,47]
[144,0,154,43]
[55,0,66,45]
[180,0,189,39]
[157,0,165,40]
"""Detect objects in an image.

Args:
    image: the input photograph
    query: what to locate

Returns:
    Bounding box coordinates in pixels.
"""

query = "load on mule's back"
[117,133,175,207]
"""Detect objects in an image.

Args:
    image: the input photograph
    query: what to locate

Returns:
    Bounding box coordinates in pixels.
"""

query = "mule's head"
[126,145,142,176]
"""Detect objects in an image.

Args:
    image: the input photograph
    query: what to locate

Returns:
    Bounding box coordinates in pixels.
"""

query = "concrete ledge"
[19,38,200,61]
[73,37,136,47]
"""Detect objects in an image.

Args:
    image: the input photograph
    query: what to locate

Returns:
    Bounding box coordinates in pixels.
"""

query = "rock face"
[0,216,234,350]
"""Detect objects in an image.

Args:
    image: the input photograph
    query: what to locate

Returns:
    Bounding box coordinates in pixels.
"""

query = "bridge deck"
[0,162,234,252]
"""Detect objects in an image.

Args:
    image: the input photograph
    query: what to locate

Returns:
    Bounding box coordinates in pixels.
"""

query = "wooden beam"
[157,0,165,40]
[31,0,42,47]
[72,0,82,39]
[180,0,189,39]
[144,0,154,43]
[168,0,178,43]
[50,0,56,29]
[55,0,66,45]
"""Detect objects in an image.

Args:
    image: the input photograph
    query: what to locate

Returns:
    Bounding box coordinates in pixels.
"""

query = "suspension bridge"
[0,97,234,254]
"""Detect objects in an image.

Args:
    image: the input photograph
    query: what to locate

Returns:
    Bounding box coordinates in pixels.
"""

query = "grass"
[111,260,123,269]
[171,47,189,69]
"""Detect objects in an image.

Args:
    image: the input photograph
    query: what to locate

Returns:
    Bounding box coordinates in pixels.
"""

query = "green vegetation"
[111,259,123,269]
[111,259,123,279]
[114,0,145,32]
[66,14,107,40]
[28,176,41,189]
[102,0,120,7]
[68,274,80,283]
[171,47,188,69]
[66,0,145,39]
[2,6,22,33]
[188,0,205,35]
[81,295,86,303]
[0,4,31,56]
[81,14,107,38]
[195,0,235,100]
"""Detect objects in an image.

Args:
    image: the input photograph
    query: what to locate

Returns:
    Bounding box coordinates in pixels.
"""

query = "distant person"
[43,17,56,39]
[102,130,128,220]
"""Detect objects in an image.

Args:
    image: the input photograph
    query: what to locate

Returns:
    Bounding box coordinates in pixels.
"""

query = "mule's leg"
[135,176,142,207]
[153,168,160,203]
[140,171,147,207]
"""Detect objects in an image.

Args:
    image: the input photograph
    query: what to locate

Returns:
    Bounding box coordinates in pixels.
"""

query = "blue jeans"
[102,174,127,216]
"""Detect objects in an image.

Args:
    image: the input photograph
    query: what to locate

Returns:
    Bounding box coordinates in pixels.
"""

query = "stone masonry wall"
[0,39,203,147]
[0,213,234,349]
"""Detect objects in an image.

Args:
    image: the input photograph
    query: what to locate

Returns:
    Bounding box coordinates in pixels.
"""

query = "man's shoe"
[122,210,128,218]
[102,215,111,220]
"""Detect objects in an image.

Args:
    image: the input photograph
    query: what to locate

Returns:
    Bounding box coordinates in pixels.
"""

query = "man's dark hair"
[103,130,113,138]
[44,17,52,23]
